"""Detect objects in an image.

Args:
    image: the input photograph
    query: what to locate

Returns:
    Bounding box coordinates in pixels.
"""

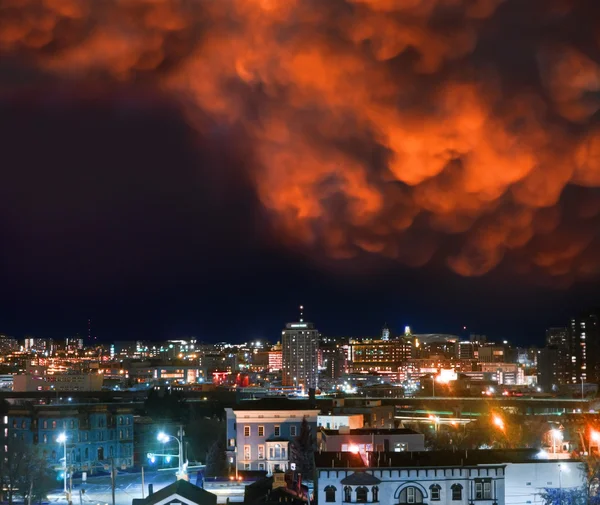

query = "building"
[318,428,425,453]
[13,366,103,392]
[480,363,525,385]
[320,343,347,380]
[268,350,283,372]
[325,399,395,429]
[8,404,134,473]
[317,414,364,430]
[244,472,309,505]
[225,400,319,473]
[281,321,319,390]
[132,480,217,505]
[350,339,412,374]
[315,449,585,505]
[570,309,600,385]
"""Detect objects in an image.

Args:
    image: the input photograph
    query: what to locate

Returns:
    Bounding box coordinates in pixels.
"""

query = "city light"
[57,433,67,444]
[492,415,505,431]
[591,430,600,443]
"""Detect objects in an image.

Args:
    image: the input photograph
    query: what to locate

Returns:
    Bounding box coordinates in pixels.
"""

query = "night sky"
[1,0,600,345]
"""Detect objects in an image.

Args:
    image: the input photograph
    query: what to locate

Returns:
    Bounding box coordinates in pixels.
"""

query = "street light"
[157,431,186,480]
[551,429,563,454]
[57,433,68,497]
[492,415,505,431]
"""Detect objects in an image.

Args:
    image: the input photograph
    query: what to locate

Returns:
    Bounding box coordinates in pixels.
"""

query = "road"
[47,470,244,505]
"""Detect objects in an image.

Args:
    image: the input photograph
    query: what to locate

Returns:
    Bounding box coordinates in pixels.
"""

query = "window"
[373,414,377,422]
[244,445,251,460]
[290,426,297,437]
[344,486,352,502]
[70,420,75,429]
[43,420,48,429]
[244,463,250,470]
[398,486,423,504]
[258,445,265,460]
[475,480,492,500]
[451,484,463,501]
[84,448,89,460]
[52,421,57,429]
[43,434,48,444]
[21,421,26,429]
[258,425,264,436]
[325,486,337,503]
[274,425,280,437]
[229,438,236,447]
[430,485,441,501]
[372,486,379,502]
[244,426,250,437]
[119,416,123,425]
[258,462,265,471]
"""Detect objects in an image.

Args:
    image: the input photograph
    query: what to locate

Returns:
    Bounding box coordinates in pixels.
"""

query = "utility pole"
[111,458,116,505]
[141,466,145,499]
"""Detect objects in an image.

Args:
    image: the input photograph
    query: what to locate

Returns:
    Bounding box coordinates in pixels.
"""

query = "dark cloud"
[1,0,600,340]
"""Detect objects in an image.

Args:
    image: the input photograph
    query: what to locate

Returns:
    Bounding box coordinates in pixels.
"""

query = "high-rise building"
[570,310,600,384]
[544,327,570,384]
[281,321,319,390]
[382,324,390,341]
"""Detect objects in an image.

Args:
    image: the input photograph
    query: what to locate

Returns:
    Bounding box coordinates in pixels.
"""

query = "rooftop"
[321,428,421,436]
[233,398,320,411]
[315,449,571,469]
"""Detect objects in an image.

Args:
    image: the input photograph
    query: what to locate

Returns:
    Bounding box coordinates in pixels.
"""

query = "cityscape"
[0,307,598,504]
[3,0,600,505]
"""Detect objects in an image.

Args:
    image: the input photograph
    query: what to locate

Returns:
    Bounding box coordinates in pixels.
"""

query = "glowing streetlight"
[551,429,563,454]
[157,431,186,479]
[492,415,505,431]
[57,433,68,496]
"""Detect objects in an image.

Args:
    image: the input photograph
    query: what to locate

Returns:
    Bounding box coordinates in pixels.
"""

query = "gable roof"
[131,480,217,505]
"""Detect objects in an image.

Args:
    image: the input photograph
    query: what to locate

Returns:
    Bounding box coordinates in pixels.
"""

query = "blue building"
[8,404,134,473]
[225,400,319,474]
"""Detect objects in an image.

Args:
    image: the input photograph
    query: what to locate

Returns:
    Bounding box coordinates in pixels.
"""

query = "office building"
[281,321,319,390]
[350,339,412,374]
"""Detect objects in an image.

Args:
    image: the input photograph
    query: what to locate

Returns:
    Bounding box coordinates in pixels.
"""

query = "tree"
[539,486,588,505]
[290,417,314,479]
[205,439,228,478]
[0,440,54,505]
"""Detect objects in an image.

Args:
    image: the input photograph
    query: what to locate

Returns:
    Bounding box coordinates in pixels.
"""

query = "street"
[47,470,244,505]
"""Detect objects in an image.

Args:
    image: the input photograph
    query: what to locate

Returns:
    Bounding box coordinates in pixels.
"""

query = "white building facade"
[316,451,585,505]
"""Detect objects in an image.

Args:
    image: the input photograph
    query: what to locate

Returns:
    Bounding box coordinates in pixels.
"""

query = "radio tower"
[299,305,304,322]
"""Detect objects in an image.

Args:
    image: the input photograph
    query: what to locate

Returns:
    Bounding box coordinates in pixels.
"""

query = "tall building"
[544,327,570,385]
[381,324,390,341]
[281,320,319,390]
[570,310,600,384]
[350,339,412,373]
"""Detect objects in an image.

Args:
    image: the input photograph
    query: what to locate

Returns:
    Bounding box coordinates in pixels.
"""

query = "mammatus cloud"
[2,0,600,283]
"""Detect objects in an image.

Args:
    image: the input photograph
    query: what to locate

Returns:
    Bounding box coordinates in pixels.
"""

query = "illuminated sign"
[290,324,308,328]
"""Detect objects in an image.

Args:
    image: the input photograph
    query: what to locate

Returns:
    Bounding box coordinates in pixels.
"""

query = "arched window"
[344,486,352,502]
[325,486,337,503]
[451,484,463,501]
[372,486,379,502]
[398,486,423,504]
[430,485,441,501]
[356,487,368,503]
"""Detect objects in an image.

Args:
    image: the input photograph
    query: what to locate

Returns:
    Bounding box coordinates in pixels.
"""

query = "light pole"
[157,429,187,480]
[551,429,563,455]
[57,433,68,497]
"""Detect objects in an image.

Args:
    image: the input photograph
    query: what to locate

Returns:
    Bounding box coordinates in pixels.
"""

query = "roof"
[233,397,321,411]
[340,472,382,485]
[315,449,570,469]
[321,428,420,436]
[131,479,217,505]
